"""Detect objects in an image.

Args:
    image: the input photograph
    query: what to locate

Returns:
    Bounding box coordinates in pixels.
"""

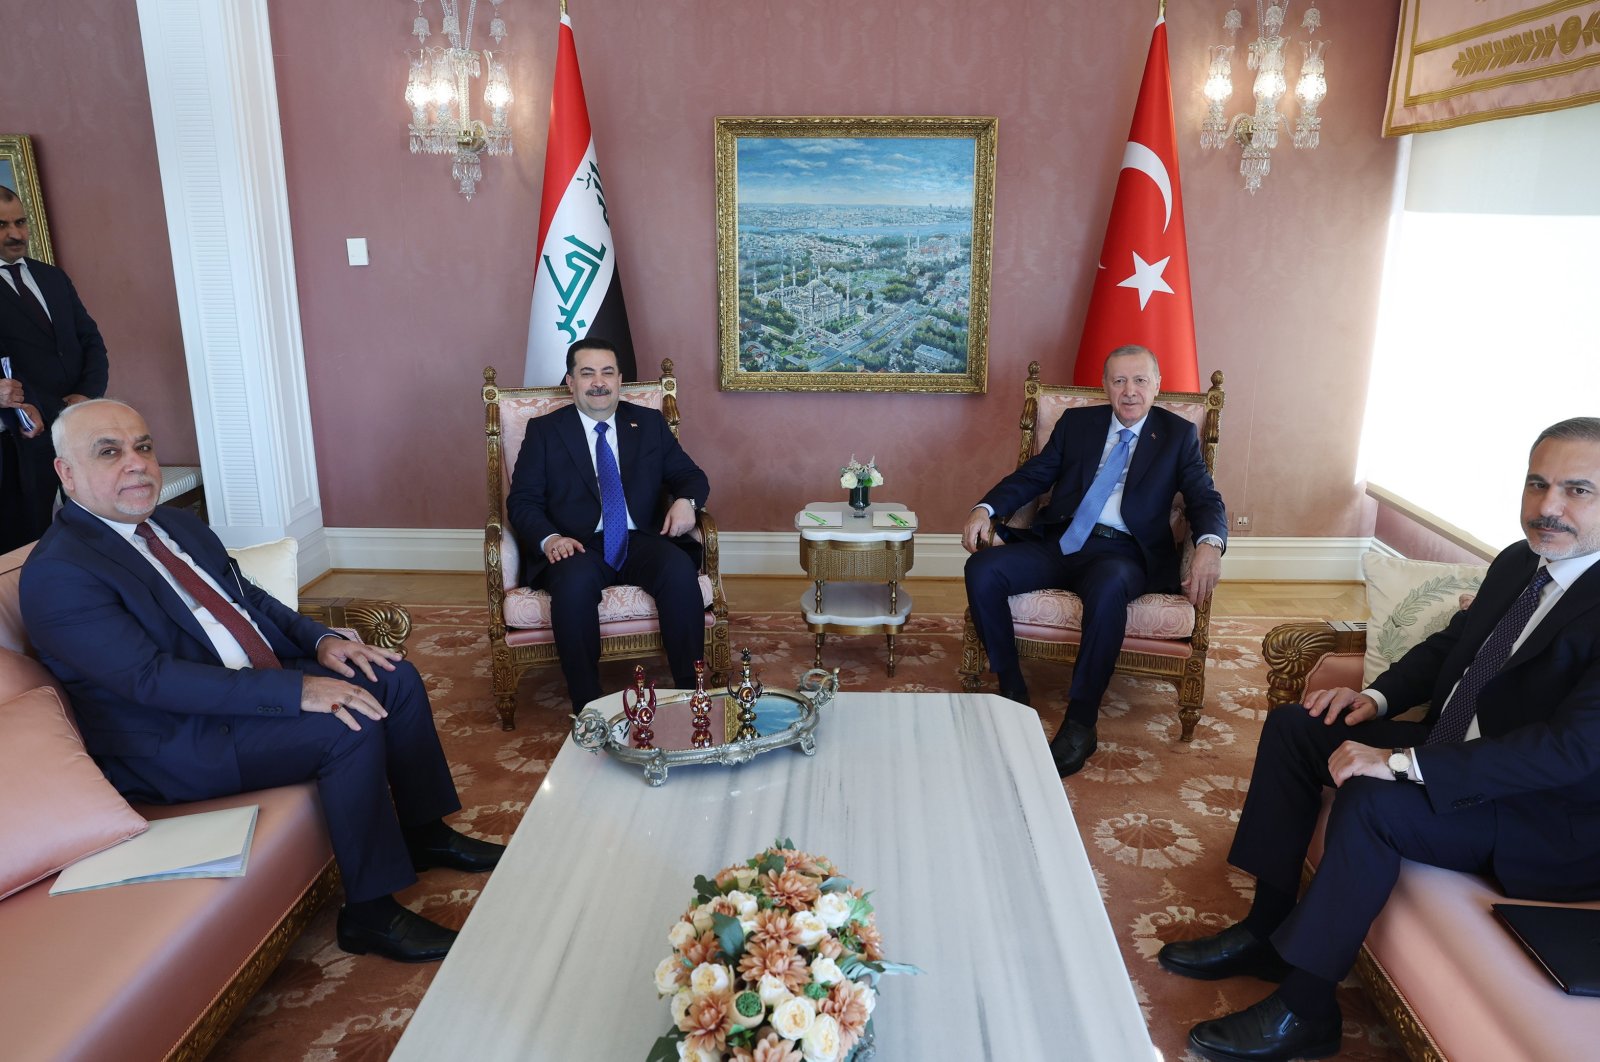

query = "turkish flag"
[1072,18,1199,392]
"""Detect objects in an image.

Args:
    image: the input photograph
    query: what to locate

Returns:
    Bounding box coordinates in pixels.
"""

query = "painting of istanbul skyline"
[716,117,996,393]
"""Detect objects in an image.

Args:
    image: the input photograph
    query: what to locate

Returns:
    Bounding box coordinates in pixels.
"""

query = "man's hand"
[1303,686,1379,726]
[17,403,42,437]
[962,508,995,553]
[301,675,387,732]
[1182,541,1223,605]
[63,393,90,406]
[1329,741,1394,786]
[0,377,22,407]
[316,637,400,683]
[544,535,585,563]
[661,498,696,538]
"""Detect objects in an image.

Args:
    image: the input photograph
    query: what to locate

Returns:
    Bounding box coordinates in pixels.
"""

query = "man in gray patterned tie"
[1159,417,1600,1062]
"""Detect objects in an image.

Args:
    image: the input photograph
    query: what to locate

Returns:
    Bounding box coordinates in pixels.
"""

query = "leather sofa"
[0,541,410,1062]
[1265,621,1600,1061]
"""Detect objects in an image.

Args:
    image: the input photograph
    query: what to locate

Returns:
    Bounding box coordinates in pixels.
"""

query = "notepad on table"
[800,510,843,528]
[872,511,917,529]
[51,804,259,895]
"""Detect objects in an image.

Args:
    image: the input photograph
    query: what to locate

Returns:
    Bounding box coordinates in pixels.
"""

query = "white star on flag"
[1117,251,1174,310]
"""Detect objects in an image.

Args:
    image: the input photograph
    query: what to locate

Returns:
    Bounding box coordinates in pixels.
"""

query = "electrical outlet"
[1233,513,1252,533]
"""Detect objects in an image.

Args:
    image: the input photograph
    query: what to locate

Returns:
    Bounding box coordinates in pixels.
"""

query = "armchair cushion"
[1361,550,1487,685]
[1007,588,1196,640]
[227,537,300,611]
[504,575,717,630]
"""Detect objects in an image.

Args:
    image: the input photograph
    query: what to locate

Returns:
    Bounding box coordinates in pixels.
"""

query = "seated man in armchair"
[506,338,710,712]
[962,344,1226,776]
[21,400,502,964]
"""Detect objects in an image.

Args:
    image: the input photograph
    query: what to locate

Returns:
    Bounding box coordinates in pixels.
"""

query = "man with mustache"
[962,344,1226,776]
[1158,417,1600,1062]
[0,186,109,552]
[507,338,710,712]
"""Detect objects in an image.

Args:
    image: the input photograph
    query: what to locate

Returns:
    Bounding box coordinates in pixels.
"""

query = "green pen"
[889,513,910,527]
[805,512,828,525]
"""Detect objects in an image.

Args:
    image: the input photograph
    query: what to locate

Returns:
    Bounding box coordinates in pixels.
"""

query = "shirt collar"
[1107,413,1148,439]
[77,500,145,541]
[1543,548,1600,591]
[575,408,616,434]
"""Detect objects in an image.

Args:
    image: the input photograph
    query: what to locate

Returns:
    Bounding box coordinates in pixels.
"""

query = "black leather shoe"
[1158,923,1291,982]
[336,906,456,963]
[1188,992,1342,1062]
[1048,720,1097,776]
[999,685,1031,707]
[408,828,505,873]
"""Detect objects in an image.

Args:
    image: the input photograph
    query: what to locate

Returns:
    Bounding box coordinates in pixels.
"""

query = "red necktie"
[3,262,54,336]
[135,522,282,670]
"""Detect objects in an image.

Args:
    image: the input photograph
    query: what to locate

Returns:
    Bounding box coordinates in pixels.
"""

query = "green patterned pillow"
[1362,551,1487,687]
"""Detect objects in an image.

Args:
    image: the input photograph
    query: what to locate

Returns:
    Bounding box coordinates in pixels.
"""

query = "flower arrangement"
[648,839,919,1062]
[838,456,884,491]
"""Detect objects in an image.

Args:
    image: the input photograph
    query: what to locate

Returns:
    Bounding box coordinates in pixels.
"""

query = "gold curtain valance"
[1386,0,1600,135]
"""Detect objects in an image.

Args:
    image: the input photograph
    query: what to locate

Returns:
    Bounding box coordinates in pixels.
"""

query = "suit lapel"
[1072,406,1114,495]
[1507,554,1600,668]
[0,272,52,340]
[555,405,601,502]
[1125,408,1163,491]
[60,504,217,653]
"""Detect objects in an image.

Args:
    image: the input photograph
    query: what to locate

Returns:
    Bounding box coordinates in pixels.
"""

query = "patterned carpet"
[212,607,1405,1061]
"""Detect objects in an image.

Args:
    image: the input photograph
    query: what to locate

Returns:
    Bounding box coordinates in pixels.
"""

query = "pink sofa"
[1265,621,1600,1061]
[0,543,408,1062]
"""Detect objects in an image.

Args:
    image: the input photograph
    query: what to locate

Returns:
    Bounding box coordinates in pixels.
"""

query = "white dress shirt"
[0,257,51,321]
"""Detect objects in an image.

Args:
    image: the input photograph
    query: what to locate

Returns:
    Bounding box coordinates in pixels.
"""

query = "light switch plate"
[346,237,369,266]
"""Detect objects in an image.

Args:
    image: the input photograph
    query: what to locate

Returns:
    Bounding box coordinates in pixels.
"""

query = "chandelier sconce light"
[1200,2,1328,193]
[405,0,514,200]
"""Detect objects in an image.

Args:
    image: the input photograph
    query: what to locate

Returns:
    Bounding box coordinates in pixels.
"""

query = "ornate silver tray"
[571,667,840,786]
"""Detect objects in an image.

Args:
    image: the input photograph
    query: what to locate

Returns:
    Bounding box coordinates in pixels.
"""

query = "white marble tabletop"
[795,500,916,543]
[393,693,1153,1061]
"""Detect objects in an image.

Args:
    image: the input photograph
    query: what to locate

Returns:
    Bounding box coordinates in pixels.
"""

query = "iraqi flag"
[1071,17,1199,392]
[523,11,635,386]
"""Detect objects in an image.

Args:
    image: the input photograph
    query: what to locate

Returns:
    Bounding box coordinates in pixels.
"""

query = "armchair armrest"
[299,598,413,655]
[1263,621,1366,709]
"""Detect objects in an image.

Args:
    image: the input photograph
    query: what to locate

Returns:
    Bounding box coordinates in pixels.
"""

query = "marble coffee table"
[391,692,1154,1060]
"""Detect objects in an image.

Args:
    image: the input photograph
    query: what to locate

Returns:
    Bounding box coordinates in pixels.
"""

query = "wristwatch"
[1388,748,1413,782]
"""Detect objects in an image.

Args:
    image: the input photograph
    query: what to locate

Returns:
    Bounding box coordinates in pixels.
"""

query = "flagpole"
[560,0,567,15]
[1158,0,1166,18]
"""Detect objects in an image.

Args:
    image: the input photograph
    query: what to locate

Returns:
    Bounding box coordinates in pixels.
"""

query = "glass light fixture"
[405,0,515,200]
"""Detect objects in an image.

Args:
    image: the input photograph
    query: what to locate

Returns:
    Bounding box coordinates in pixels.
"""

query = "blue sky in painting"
[737,137,974,207]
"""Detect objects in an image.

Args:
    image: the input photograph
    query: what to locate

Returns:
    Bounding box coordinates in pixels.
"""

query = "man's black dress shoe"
[999,685,1031,707]
[408,827,506,873]
[1158,923,1291,982]
[336,906,457,963]
[1187,992,1342,1062]
[1048,720,1097,776]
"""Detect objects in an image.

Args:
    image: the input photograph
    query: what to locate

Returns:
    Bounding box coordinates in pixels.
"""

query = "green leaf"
[756,852,785,876]
[645,1030,684,1062]
[805,980,828,1000]
[819,876,855,893]
[693,874,719,903]
[773,836,796,850]
[712,911,746,961]
[871,959,924,977]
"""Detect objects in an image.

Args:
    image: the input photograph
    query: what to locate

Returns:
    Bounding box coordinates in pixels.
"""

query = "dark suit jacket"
[505,401,710,586]
[979,404,1227,592]
[19,502,332,803]
[1369,542,1600,900]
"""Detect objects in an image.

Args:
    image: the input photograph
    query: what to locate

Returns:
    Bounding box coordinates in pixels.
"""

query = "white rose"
[724,889,759,918]
[840,471,857,489]
[868,470,884,487]
[656,957,687,995]
[678,1043,723,1062]
[790,910,828,947]
[852,979,877,1014]
[770,995,817,1041]
[691,903,715,934]
[813,892,852,929]
[690,962,733,996]
[732,866,758,890]
[670,988,695,1026]
[802,1014,842,1062]
[810,955,843,986]
[758,973,793,1007]
[668,920,697,950]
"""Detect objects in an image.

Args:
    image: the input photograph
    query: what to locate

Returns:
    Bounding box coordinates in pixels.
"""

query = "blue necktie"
[594,422,629,570]
[1058,428,1135,555]
[1425,567,1552,746]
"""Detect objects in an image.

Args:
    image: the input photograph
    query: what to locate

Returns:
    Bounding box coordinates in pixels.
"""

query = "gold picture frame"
[715,116,997,394]
[0,135,53,265]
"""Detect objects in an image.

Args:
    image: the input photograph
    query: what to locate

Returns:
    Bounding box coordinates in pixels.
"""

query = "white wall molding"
[324,529,1378,582]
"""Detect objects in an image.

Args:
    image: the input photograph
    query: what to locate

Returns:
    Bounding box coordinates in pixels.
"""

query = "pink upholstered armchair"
[481,361,731,730]
[957,361,1226,741]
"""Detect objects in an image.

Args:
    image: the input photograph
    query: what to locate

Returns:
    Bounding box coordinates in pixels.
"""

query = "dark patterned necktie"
[3,262,54,336]
[135,522,281,670]
[1426,567,1552,745]
[594,422,629,570]
[1059,428,1135,554]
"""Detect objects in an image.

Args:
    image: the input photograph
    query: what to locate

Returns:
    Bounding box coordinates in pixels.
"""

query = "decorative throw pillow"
[226,537,300,611]
[1362,551,1488,686]
[0,685,148,899]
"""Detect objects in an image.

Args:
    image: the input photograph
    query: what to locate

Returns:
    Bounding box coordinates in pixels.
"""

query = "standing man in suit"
[0,185,109,552]
[1158,417,1600,1062]
[963,344,1226,776]
[507,338,710,712]
[22,399,503,964]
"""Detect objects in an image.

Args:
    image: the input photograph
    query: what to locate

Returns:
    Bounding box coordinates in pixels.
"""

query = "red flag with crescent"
[1072,18,1199,391]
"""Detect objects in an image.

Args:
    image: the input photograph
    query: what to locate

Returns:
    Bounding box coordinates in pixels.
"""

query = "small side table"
[795,501,916,675]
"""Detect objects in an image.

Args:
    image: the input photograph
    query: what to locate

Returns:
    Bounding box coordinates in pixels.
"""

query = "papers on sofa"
[50,804,258,895]
[800,510,843,528]
[872,510,917,529]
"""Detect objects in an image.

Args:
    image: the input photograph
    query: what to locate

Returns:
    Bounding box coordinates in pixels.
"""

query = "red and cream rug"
[212,607,1404,1061]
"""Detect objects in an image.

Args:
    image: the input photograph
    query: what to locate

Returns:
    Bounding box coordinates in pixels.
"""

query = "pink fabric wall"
[0,2,196,463]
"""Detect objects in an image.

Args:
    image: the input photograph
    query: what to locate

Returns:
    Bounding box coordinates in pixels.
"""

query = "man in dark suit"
[0,186,109,553]
[1158,417,1600,1062]
[21,399,503,964]
[963,344,1226,776]
[506,338,710,712]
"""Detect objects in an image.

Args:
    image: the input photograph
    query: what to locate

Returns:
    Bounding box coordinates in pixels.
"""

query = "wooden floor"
[304,570,1366,620]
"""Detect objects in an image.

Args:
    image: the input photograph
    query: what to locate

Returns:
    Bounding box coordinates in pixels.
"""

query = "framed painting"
[715,116,996,394]
[0,135,53,264]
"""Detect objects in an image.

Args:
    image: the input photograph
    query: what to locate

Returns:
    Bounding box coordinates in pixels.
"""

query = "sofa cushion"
[504,574,716,630]
[227,537,300,611]
[0,685,148,900]
[1007,588,1196,640]
[1362,551,1487,685]
[0,542,33,655]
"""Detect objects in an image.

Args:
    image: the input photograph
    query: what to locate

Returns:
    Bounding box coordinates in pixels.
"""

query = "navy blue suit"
[0,258,109,551]
[1232,542,1600,982]
[20,503,460,902]
[965,403,1226,720]
[506,401,710,709]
